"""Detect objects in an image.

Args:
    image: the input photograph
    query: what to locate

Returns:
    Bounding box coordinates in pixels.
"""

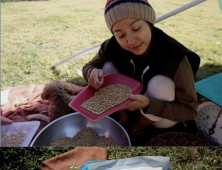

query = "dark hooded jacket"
[83,26,200,121]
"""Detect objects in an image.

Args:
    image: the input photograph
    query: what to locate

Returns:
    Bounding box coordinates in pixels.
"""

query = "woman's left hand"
[1,115,13,125]
[120,94,149,111]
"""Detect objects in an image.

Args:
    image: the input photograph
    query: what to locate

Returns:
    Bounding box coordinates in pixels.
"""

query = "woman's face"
[112,18,152,56]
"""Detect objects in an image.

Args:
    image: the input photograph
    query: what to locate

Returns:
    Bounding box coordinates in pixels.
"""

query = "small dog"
[26,80,84,123]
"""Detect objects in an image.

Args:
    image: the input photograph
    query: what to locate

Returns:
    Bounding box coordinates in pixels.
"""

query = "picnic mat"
[1,83,85,146]
[1,84,49,137]
[195,72,222,107]
[146,132,218,146]
[41,147,108,170]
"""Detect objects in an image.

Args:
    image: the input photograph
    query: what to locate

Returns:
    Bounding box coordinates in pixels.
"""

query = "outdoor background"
[1,0,222,89]
[1,0,222,169]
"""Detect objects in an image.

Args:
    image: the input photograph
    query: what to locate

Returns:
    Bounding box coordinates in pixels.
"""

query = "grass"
[1,0,110,89]
[1,0,222,90]
[0,147,221,169]
[1,0,222,169]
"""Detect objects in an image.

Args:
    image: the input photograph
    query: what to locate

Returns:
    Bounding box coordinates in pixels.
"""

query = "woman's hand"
[88,68,104,89]
[1,116,13,125]
[120,94,149,111]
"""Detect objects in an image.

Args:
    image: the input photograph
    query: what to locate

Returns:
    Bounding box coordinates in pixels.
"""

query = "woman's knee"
[102,61,119,75]
[146,75,175,101]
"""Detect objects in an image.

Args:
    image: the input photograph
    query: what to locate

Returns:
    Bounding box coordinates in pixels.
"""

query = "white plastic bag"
[81,156,170,170]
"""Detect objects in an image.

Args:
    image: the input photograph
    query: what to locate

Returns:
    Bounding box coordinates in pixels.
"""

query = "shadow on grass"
[67,63,222,86]
[51,62,222,86]
[195,63,222,82]
[67,76,88,87]
[50,66,87,87]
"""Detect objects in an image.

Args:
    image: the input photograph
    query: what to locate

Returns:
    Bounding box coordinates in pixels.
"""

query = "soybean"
[1,131,25,147]
[51,127,119,147]
[81,84,132,115]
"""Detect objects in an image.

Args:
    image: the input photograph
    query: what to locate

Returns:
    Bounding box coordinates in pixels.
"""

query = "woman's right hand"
[88,68,104,89]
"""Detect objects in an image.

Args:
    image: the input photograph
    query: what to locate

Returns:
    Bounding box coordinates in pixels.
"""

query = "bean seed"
[81,84,132,115]
[51,127,119,147]
[1,131,26,147]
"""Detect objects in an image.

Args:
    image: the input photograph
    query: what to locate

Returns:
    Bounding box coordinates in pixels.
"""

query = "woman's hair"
[104,0,156,32]
[147,21,154,31]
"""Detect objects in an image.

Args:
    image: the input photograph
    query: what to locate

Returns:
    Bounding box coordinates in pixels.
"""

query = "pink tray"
[69,73,143,121]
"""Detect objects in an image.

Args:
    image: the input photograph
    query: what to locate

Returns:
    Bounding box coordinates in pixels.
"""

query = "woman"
[82,0,200,145]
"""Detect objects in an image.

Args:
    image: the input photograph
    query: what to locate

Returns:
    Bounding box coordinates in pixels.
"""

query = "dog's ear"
[41,82,57,100]
[41,80,77,101]
[53,80,76,96]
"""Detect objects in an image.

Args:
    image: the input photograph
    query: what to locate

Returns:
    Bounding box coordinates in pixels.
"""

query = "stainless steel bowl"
[30,112,131,146]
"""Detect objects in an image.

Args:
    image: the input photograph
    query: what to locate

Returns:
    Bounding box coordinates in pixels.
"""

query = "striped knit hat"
[105,0,156,32]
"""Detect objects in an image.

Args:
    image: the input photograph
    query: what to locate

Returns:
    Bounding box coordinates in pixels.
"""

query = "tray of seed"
[69,73,143,121]
[1,121,40,147]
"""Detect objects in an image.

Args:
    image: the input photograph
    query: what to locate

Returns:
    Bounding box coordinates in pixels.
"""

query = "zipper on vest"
[141,65,150,85]
[130,59,135,76]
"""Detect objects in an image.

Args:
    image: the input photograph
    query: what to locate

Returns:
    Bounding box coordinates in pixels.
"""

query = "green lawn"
[1,0,222,169]
[1,0,222,90]
[0,147,222,169]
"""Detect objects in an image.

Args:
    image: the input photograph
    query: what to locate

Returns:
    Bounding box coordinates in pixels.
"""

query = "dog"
[26,80,84,123]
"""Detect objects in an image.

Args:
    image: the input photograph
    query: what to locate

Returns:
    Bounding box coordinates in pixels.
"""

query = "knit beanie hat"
[105,0,156,32]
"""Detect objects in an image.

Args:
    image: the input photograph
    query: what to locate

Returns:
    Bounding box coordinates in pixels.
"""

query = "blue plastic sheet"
[195,72,222,107]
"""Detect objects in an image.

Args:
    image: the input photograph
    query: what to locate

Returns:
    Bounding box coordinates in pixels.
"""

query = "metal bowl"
[30,112,131,146]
